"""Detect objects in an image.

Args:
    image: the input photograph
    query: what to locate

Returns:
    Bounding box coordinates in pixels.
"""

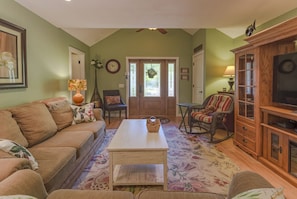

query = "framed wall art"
[0,18,27,89]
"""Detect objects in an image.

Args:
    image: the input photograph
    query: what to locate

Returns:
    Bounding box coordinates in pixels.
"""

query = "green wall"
[192,29,234,97]
[89,29,193,102]
[0,0,89,109]
[205,29,234,97]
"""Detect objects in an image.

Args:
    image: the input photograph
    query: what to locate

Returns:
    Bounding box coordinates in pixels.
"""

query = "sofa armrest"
[0,169,48,199]
[227,171,274,199]
[93,108,104,121]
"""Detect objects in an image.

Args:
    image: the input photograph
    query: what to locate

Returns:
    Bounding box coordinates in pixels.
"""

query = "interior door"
[129,59,176,117]
[192,51,204,104]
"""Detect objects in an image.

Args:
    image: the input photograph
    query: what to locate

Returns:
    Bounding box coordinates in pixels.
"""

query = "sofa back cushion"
[43,99,73,131]
[0,110,29,147]
[9,103,57,147]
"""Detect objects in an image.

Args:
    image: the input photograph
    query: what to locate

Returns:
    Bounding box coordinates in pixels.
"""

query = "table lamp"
[223,65,235,92]
[68,79,87,105]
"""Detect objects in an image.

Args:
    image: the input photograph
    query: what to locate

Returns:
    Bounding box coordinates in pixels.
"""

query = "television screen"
[273,52,297,107]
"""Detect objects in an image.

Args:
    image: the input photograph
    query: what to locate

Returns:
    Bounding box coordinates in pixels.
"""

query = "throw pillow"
[45,99,73,131]
[71,103,96,124]
[105,96,121,105]
[9,102,58,147]
[232,187,285,199]
[0,139,38,170]
[0,195,37,199]
[0,110,29,147]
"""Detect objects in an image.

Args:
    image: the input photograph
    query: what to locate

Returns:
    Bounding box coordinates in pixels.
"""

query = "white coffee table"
[107,119,168,190]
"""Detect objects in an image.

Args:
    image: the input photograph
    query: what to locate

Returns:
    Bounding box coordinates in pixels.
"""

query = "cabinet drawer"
[236,121,256,139]
[235,121,256,151]
[235,132,256,151]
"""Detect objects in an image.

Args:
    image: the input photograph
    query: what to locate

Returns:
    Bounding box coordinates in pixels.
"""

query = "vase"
[90,68,103,108]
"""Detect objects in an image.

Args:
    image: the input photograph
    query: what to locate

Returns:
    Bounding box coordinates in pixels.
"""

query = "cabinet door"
[267,129,283,167]
[237,52,255,120]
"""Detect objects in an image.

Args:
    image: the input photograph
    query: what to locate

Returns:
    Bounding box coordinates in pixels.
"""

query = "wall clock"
[279,59,296,73]
[106,59,120,74]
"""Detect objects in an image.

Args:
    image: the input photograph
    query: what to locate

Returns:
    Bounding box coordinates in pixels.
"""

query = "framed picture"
[180,67,189,74]
[180,74,189,80]
[0,19,27,89]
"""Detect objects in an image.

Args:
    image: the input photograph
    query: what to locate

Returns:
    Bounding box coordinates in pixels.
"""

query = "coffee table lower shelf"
[111,164,165,188]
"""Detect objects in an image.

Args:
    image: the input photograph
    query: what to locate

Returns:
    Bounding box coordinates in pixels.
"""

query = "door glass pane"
[271,133,280,160]
[129,63,137,97]
[168,63,175,97]
[144,63,160,97]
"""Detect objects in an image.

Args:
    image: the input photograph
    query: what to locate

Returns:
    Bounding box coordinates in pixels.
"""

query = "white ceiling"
[15,0,297,46]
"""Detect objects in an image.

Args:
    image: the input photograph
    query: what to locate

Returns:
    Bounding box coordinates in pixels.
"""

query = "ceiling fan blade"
[136,29,145,32]
[158,29,168,34]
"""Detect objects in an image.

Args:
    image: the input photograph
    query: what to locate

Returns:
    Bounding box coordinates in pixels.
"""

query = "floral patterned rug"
[72,124,240,195]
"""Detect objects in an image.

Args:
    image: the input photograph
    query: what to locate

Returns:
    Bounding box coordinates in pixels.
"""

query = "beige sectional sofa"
[0,97,106,193]
[0,169,278,199]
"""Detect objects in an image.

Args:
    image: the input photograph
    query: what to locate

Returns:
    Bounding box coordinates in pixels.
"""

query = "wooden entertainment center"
[232,16,297,187]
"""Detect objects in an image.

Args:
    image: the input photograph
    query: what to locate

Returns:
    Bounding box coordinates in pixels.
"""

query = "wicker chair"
[189,93,234,143]
[103,90,127,123]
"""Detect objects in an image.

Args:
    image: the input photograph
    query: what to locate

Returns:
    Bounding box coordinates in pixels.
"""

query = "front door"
[129,59,176,117]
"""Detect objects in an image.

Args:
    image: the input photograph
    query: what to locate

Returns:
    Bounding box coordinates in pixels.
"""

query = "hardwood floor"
[105,116,297,198]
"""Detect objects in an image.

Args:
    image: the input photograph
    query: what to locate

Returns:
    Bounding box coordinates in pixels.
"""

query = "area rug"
[72,124,240,195]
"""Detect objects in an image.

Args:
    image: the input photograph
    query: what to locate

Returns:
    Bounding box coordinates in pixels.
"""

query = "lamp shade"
[223,65,235,77]
[68,79,87,91]
[68,79,87,105]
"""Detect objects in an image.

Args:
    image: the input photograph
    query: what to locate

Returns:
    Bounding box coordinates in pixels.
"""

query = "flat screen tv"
[273,51,297,107]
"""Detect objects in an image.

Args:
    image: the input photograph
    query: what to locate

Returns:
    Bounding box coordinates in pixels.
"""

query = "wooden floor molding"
[105,116,297,198]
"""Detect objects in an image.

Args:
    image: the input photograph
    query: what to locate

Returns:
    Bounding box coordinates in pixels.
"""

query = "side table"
[177,103,203,133]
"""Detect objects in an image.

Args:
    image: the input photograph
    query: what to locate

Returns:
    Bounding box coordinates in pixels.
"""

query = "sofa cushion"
[61,120,106,139]
[135,190,225,199]
[231,188,285,199]
[33,130,94,158]
[0,158,31,181]
[9,103,58,147]
[0,139,38,170]
[0,110,29,147]
[29,147,76,191]
[45,99,73,131]
[71,103,96,124]
[0,195,37,199]
[47,190,134,199]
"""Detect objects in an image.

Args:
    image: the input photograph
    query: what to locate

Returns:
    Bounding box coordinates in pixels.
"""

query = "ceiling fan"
[136,28,168,34]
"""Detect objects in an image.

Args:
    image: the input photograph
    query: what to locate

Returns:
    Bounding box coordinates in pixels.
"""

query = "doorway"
[192,51,204,104]
[128,58,177,117]
[69,47,85,102]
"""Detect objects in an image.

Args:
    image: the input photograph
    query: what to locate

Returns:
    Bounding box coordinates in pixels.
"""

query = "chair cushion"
[206,94,232,111]
[191,112,213,123]
[105,95,120,105]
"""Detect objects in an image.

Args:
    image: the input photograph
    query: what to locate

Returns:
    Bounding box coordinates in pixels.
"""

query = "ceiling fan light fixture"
[148,28,157,31]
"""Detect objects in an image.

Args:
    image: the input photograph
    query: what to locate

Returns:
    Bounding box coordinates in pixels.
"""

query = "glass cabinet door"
[267,129,283,167]
[237,52,255,120]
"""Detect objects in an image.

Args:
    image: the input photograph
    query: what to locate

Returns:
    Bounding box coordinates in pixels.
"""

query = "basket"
[146,116,161,132]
